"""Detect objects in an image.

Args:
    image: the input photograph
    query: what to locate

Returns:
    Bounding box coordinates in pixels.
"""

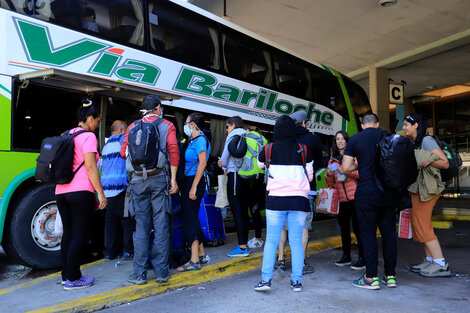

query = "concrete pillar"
[369,66,390,131]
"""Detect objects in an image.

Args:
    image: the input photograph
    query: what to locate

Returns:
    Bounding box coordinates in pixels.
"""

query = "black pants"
[245,176,266,239]
[227,172,249,245]
[180,175,205,245]
[337,200,363,258]
[56,191,95,282]
[104,190,136,257]
[355,200,397,277]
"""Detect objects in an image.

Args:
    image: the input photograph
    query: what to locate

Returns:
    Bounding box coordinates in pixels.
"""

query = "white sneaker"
[247,237,264,249]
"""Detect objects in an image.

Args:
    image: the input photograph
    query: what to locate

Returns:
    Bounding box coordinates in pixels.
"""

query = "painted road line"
[431,221,453,229]
[432,215,470,222]
[26,235,345,313]
[0,259,106,296]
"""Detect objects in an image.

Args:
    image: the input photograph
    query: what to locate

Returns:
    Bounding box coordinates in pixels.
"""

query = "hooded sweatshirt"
[258,115,313,212]
[220,127,246,173]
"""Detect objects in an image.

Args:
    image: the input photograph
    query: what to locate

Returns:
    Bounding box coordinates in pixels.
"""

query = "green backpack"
[238,131,267,180]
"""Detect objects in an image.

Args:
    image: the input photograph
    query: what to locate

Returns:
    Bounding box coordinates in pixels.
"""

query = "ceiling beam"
[347,27,470,81]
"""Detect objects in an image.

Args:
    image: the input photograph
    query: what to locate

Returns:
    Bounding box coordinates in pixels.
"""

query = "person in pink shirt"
[55,99,107,290]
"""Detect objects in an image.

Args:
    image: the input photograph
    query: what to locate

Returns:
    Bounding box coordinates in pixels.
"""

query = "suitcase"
[199,193,226,246]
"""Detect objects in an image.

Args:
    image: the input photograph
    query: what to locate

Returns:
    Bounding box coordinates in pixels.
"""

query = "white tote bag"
[316,186,340,215]
[215,174,229,208]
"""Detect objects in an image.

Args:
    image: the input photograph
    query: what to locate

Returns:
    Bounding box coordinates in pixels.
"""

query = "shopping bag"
[215,174,229,208]
[398,209,412,239]
[54,209,63,236]
[316,186,339,215]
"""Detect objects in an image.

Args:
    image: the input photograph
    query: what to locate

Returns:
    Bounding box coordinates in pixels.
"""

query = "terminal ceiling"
[191,0,470,100]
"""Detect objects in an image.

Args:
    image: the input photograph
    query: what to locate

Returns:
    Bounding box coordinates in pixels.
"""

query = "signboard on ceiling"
[389,83,404,104]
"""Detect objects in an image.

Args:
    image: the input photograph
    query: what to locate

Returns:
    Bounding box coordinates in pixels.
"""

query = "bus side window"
[274,52,312,100]
[148,0,219,71]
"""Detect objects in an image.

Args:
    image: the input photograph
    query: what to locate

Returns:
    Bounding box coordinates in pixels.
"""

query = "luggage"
[35,129,89,184]
[429,136,462,182]
[376,133,417,191]
[199,193,226,246]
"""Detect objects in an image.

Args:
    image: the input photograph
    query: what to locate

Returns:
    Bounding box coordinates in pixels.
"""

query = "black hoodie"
[293,124,323,191]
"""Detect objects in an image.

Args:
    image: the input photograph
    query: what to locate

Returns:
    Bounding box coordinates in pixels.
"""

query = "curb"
[26,235,345,313]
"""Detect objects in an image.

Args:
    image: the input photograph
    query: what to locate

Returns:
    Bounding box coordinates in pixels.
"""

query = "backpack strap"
[296,143,309,180]
[64,129,91,175]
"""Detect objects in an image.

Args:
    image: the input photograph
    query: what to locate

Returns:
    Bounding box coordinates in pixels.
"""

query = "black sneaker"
[290,280,302,292]
[274,259,286,271]
[254,280,272,292]
[156,274,171,283]
[128,272,147,285]
[350,257,366,271]
[335,255,352,267]
[303,262,315,275]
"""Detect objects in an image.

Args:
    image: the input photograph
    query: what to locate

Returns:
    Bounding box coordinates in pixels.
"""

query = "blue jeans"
[262,209,307,283]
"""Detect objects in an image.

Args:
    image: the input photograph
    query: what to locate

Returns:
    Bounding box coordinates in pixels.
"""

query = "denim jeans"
[262,209,307,283]
[130,173,170,278]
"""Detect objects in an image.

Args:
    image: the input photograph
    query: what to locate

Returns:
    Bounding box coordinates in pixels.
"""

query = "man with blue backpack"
[120,95,179,285]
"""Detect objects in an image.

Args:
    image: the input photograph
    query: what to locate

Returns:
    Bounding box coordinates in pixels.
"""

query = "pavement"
[0,199,468,313]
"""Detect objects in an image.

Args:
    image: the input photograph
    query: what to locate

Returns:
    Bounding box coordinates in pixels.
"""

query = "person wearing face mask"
[175,112,210,271]
[325,131,363,270]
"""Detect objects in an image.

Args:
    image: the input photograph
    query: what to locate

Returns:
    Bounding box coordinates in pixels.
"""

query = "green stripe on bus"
[329,69,358,135]
[0,94,12,150]
[0,167,36,244]
[0,83,11,94]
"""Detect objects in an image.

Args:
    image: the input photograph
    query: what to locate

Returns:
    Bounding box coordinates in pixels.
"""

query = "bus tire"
[3,184,61,269]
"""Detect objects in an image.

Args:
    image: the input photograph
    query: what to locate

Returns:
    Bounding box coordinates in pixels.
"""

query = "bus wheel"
[3,184,62,269]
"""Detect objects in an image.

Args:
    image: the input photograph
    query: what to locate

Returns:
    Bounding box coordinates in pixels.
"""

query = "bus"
[0,0,371,269]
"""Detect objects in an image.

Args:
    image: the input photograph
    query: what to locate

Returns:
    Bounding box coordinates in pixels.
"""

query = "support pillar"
[369,66,390,131]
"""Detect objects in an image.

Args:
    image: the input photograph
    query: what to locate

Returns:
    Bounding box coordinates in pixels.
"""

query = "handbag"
[215,174,229,208]
[316,185,339,215]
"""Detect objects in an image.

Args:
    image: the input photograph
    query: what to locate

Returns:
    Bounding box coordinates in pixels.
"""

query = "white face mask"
[184,124,192,137]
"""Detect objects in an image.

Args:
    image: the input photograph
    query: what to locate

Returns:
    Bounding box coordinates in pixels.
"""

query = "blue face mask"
[184,124,192,137]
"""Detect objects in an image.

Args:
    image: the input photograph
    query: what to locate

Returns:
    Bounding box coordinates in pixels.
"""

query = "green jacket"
[408,149,444,202]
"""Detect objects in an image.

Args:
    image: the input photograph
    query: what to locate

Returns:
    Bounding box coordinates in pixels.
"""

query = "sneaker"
[350,257,366,271]
[254,280,272,292]
[247,237,264,249]
[352,274,380,290]
[64,276,95,290]
[303,262,315,275]
[156,274,171,283]
[128,272,147,285]
[121,251,134,260]
[419,262,451,277]
[274,259,287,271]
[334,255,351,267]
[290,280,302,292]
[227,245,250,257]
[411,259,432,273]
[381,275,397,288]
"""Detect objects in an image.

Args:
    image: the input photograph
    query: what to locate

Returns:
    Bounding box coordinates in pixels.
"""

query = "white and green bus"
[0,0,371,269]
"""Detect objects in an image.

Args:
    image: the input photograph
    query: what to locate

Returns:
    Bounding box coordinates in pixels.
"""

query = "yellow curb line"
[26,235,346,313]
[0,259,106,296]
[432,215,470,222]
[431,221,453,229]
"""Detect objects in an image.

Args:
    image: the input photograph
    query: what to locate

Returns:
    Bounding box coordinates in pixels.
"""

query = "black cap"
[141,95,161,111]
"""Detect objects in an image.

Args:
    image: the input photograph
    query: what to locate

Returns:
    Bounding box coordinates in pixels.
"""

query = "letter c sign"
[389,83,404,104]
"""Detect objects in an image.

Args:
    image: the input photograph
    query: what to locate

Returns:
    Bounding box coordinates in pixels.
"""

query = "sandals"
[176,260,201,272]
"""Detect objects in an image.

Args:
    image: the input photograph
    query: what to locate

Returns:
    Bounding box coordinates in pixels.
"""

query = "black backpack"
[376,133,418,191]
[127,118,165,173]
[427,136,462,182]
[35,129,89,184]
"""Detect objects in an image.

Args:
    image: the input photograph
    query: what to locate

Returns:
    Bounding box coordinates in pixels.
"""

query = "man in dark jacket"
[275,110,323,275]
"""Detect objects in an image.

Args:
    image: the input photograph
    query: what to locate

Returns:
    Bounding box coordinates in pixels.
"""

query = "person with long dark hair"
[326,131,364,270]
[403,113,450,277]
[176,112,210,271]
[56,99,107,290]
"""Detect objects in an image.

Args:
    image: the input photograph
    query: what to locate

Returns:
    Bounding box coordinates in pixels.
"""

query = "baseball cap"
[289,110,307,124]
